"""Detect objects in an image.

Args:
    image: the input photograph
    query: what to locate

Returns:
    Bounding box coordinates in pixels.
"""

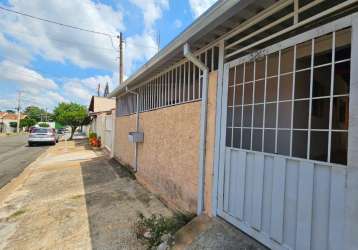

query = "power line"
[0,6,116,38]
[1,28,117,52]
[0,5,163,83]
[16,90,22,133]
[0,6,118,50]
[0,7,158,50]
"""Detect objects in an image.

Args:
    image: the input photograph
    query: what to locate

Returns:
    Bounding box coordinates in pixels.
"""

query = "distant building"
[0,112,26,133]
[88,96,116,152]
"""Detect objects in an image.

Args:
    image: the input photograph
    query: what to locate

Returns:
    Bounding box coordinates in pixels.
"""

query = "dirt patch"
[108,158,136,179]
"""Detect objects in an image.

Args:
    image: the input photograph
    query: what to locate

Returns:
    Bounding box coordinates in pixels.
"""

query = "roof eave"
[108,0,252,98]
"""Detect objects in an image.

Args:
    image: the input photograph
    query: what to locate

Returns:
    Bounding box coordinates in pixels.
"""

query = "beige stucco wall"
[137,102,201,212]
[113,71,218,214]
[114,114,136,167]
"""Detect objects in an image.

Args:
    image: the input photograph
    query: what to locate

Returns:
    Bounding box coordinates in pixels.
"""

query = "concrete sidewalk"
[0,140,172,250]
[173,215,268,250]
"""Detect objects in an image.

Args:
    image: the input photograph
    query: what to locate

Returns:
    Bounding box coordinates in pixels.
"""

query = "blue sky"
[0,0,216,111]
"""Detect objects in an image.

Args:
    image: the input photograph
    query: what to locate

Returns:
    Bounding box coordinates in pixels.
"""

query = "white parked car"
[28,127,57,146]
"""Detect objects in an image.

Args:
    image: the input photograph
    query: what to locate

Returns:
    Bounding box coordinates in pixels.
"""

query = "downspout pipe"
[184,43,209,215]
[126,86,139,172]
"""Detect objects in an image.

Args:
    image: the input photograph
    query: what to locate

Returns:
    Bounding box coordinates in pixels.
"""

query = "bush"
[20,117,36,128]
[134,212,194,249]
[38,122,50,127]
[89,132,97,139]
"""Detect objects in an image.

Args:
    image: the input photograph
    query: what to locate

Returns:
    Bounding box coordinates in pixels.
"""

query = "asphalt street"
[0,135,48,189]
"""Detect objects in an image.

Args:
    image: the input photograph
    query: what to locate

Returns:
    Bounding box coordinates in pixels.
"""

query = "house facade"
[109,1,358,249]
[88,96,116,153]
[0,112,26,133]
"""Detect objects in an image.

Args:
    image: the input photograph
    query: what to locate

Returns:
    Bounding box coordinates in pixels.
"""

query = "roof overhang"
[89,96,95,112]
[109,0,276,97]
[89,96,116,112]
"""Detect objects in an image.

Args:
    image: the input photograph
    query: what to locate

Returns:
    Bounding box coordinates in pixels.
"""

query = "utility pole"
[97,83,101,96]
[103,82,109,97]
[16,91,22,134]
[118,32,124,85]
[156,30,160,53]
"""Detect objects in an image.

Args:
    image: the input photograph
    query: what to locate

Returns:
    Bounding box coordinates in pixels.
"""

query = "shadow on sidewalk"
[79,145,155,249]
[74,139,92,150]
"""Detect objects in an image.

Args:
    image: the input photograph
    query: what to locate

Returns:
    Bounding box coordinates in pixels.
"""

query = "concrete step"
[173,215,268,250]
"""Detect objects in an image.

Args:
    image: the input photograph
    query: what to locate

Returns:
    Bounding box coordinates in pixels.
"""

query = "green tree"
[20,117,36,129]
[24,106,52,122]
[6,109,15,113]
[9,121,17,128]
[53,103,89,140]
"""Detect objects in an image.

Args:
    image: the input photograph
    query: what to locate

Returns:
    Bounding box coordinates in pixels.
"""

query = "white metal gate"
[217,18,353,250]
[104,114,112,151]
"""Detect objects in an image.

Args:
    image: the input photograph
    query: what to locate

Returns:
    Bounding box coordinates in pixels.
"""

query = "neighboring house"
[88,96,116,153]
[109,1,358,250]
[0,112,26,133]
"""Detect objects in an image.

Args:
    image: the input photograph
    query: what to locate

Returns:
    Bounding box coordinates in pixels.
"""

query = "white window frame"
[222,13,356,167]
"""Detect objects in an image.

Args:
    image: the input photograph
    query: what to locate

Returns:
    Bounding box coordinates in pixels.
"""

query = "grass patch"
[9,209,27,219]
[70,194,82,199]
[134,212,194,249]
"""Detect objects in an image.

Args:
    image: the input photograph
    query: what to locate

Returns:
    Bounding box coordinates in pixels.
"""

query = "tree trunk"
[70,126,77,140]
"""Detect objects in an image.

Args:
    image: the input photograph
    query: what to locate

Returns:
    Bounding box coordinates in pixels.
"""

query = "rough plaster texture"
[137,102,201,213]
[114,114,136,167]
[113,72,218,214]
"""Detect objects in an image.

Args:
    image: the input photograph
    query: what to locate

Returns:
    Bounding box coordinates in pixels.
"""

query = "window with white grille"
[226,28,351,165]
[117,47,219,116]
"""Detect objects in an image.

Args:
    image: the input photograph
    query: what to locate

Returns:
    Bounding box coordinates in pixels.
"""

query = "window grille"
[226,28,351,165]
[117,46,219,116]
[116,93,137,116]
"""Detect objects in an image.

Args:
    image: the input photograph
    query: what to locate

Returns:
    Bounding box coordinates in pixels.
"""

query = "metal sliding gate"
[103,114,113,151]
[217,19,352,250]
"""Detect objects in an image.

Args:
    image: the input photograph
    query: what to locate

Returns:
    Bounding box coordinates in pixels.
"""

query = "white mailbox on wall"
[128,132,144,143]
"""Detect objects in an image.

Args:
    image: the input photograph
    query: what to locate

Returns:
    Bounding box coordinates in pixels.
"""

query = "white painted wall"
[90,112,114,153]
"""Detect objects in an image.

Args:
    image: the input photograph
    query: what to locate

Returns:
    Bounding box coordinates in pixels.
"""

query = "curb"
[0,145,52,205]
[172,215,213,250]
